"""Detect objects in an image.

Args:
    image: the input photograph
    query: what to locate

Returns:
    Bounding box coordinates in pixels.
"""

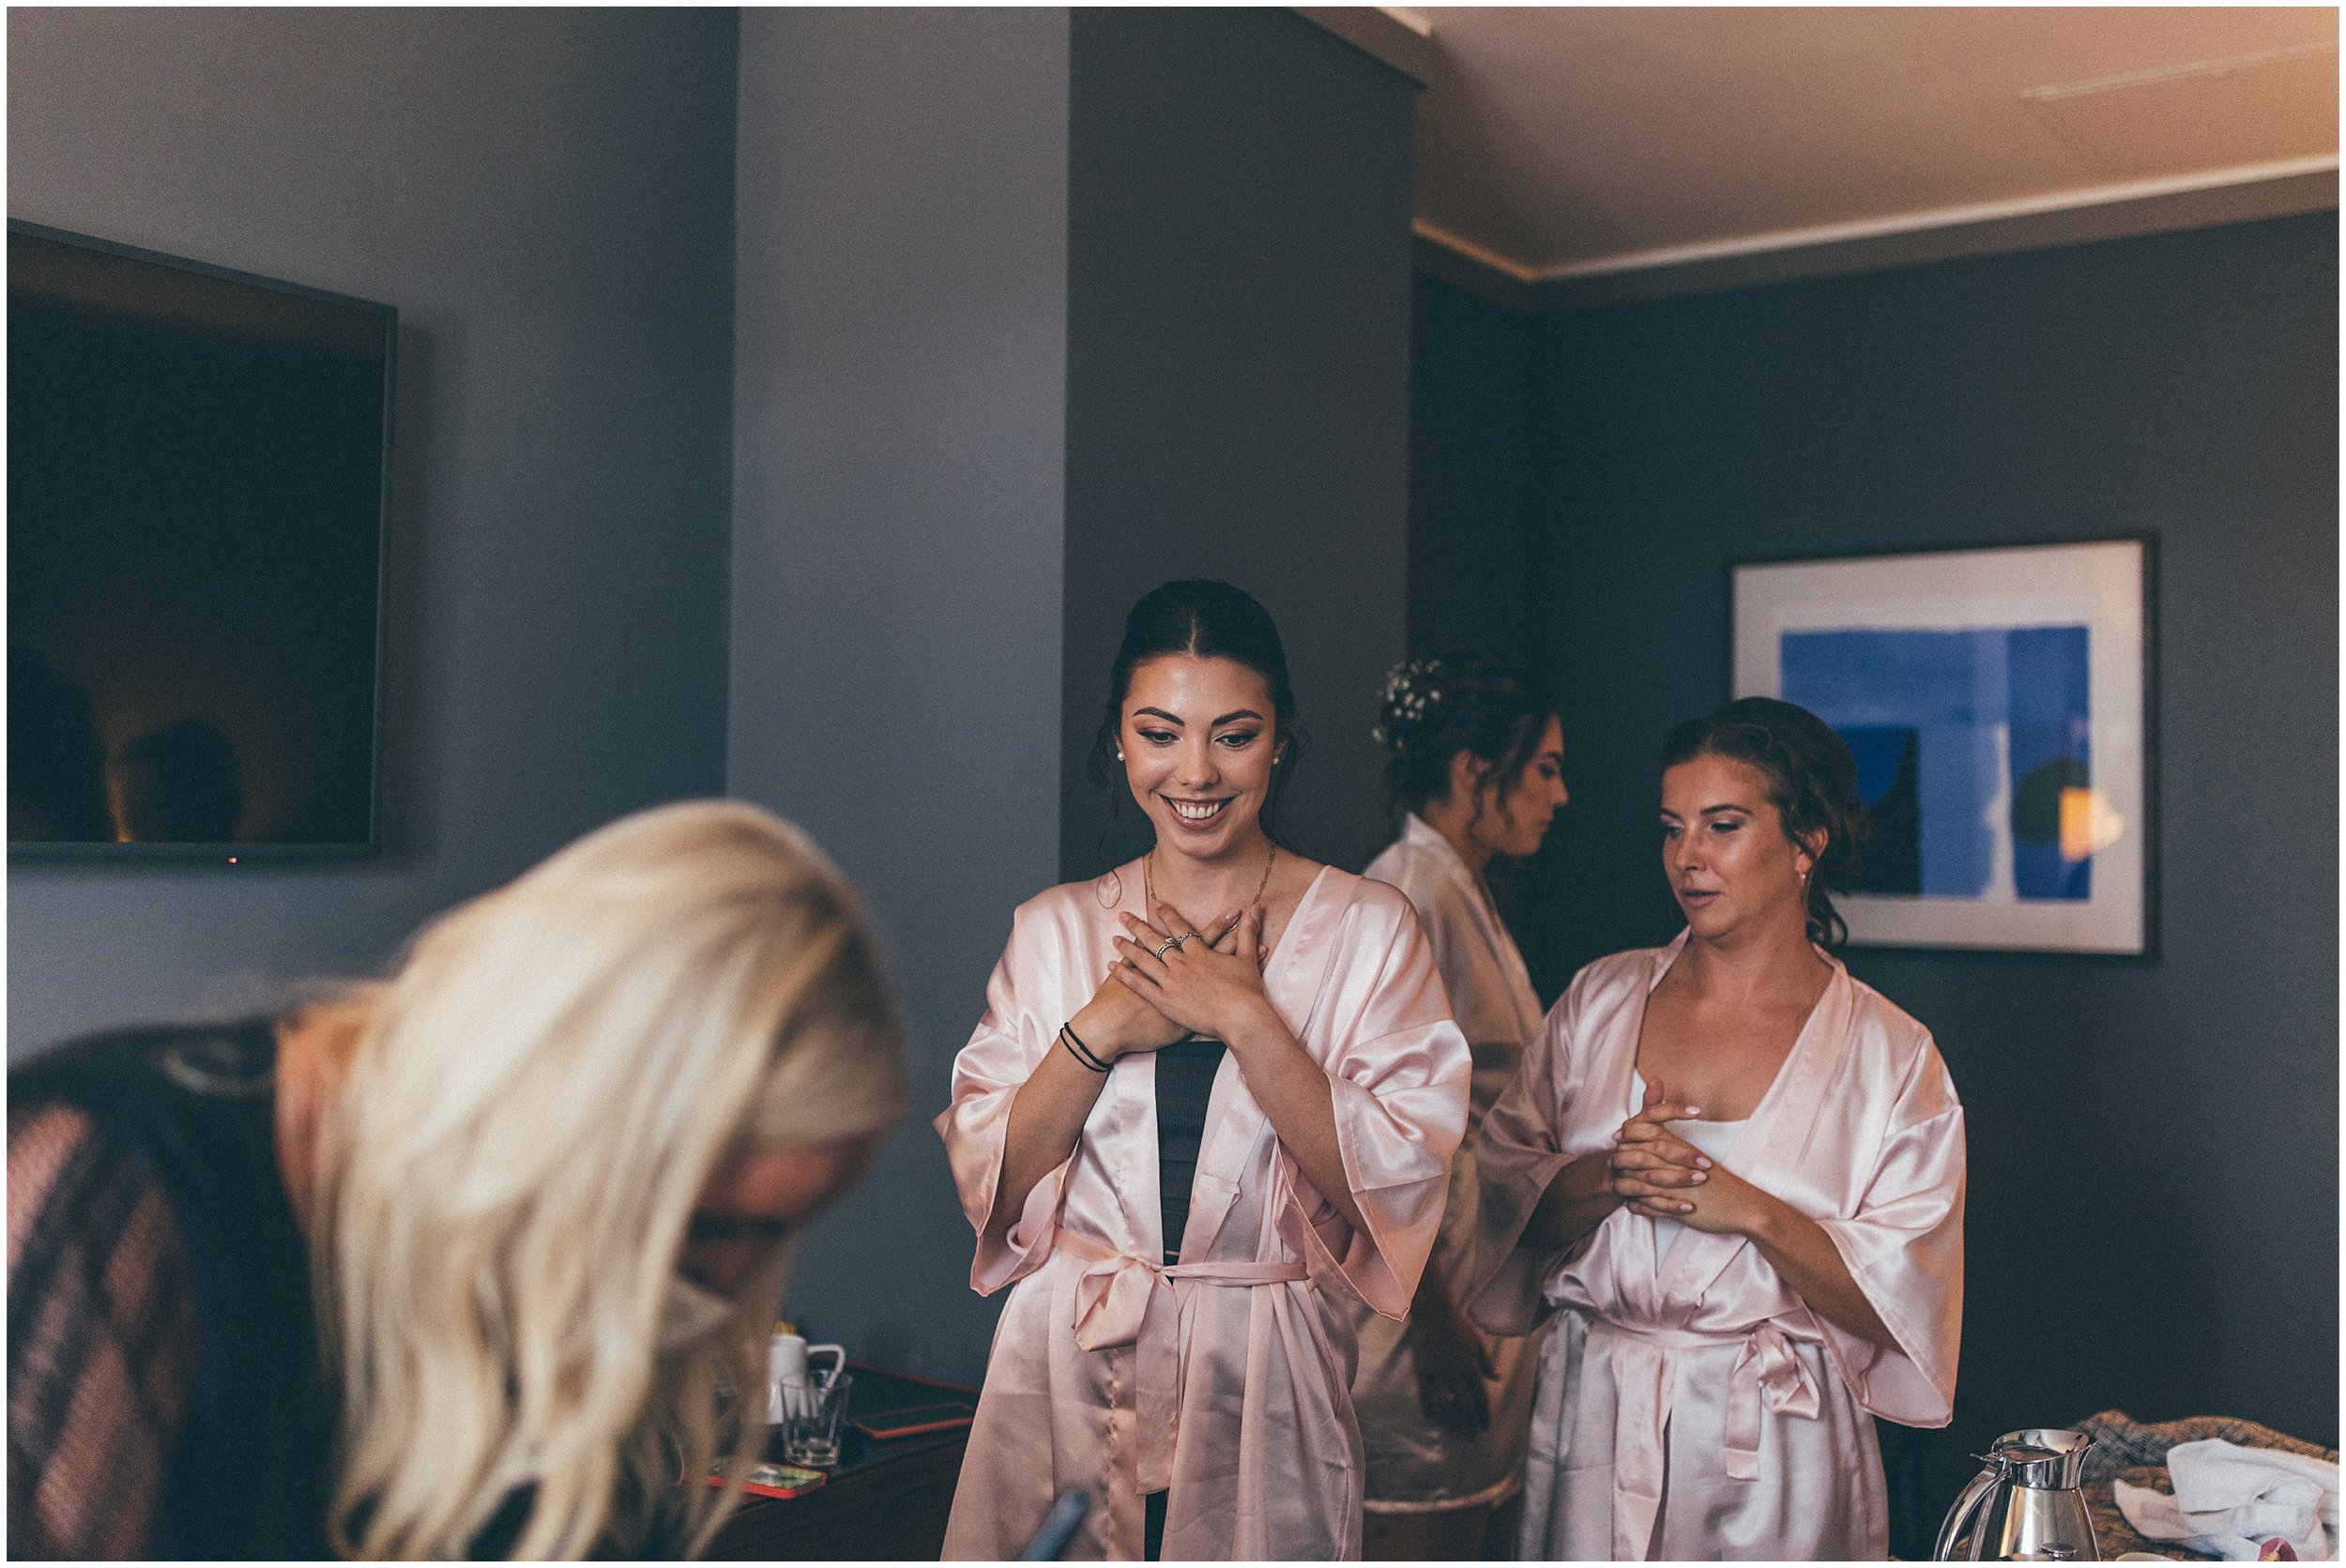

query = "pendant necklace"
[1146,839,1277,936]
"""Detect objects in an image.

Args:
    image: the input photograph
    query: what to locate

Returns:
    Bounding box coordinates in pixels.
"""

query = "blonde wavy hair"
[311,800,907,1559]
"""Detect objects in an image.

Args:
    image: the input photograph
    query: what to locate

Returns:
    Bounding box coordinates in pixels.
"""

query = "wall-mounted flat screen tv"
[9,221,394,859]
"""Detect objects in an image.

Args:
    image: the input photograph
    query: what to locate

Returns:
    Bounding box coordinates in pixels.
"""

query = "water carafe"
[1934,1428,2101,1560]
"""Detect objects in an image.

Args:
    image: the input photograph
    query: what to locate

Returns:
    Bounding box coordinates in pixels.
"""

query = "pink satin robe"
[937,862,1471,1560]
[1350,813,1546,1513]
[1470,933,1965,1560]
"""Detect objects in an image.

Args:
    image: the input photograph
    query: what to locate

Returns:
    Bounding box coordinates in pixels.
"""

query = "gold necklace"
[1146,839,1277,922]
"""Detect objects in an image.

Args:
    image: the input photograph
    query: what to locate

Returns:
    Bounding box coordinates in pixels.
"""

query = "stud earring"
[1116,748,1125,762]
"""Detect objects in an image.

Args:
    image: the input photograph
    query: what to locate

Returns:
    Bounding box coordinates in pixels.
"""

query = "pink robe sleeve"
[1465,969,1588,1336]
[1807,1038,1966,1427]
[1292,898,1472,1321]
[933,900,1074,1295]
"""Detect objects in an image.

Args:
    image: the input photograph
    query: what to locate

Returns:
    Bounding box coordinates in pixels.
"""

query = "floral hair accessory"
[1372,658,1445,751]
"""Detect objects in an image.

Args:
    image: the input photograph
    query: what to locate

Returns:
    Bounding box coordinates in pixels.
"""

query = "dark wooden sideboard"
[706,1364,975,1561]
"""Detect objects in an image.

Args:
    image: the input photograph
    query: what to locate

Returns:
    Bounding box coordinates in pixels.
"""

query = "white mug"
[765,1332,846,1423]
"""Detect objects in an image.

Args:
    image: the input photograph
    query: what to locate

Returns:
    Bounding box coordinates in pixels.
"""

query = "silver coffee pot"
[1934,1428,2102,1560]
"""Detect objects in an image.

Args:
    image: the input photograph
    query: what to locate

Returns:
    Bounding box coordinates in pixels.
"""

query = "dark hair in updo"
[1373,653,1560,833]
[1089,579,1305,845]
[1658,696,1867,949]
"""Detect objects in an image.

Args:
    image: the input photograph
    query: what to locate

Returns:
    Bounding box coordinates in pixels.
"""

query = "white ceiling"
[1378,7,2337,288]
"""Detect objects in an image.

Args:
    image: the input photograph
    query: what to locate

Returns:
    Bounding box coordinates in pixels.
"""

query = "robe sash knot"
[1054,1225,1310,1499]
[1589,1318,1823,1560]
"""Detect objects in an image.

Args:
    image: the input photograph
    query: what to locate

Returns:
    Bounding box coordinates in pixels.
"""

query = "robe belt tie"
[1585,1319,1823,1560]
[1052,1226,1308,1503]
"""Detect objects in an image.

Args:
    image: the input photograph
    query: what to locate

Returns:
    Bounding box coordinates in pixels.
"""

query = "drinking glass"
[778,1372,852,1468]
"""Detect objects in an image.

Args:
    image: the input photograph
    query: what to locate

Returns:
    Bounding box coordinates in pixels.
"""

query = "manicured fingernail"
[1696,1156,1712,1169]
[1690,1172,1706,1182]
[1683,1106,1700,1117]
[1680,1202,1694,1211]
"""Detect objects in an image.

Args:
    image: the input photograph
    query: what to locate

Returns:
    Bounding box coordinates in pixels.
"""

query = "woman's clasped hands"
[1607,1074,1764,1236]
[1060,903,1250,1061]
[1105,901,1276,1047]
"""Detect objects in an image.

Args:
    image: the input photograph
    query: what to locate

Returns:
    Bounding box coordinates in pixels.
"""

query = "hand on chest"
[1634,985,1811,1122]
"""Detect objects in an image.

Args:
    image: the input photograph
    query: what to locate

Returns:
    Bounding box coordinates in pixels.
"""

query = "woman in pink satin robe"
[937,581,1470,1561]
[1470,698,1965,1560]
[1352,655,1567,1560]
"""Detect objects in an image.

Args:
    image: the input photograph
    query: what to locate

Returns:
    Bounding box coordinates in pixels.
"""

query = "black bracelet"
[1059,1028,1109,1074]
[1060,1020,1106,1067]
[1059,1022,1111,1073]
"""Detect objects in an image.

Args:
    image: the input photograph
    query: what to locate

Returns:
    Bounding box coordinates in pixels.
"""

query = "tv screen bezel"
[8,220,398,863]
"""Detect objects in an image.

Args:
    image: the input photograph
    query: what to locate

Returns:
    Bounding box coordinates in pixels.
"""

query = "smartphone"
[850,1400,979,1439]
[708,1459,828,1499]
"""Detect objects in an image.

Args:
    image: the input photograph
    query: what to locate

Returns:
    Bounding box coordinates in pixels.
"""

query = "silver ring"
[1151,936,1181,959]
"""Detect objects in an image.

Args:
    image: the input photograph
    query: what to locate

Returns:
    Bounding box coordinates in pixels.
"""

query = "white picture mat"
[1732,540,2146,954]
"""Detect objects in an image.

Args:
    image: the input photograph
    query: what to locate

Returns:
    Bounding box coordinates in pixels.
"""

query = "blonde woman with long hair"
[8,800,907,1559]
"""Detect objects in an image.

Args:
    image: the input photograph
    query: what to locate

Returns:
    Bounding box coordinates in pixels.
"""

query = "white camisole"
[1629,1068,1750,1261]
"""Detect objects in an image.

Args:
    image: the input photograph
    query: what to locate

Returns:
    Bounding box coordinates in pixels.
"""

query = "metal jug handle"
[1935,1457,2006,1561]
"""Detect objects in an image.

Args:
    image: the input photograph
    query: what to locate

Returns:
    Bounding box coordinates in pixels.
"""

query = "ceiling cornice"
[1411,227,1536,311]
[1290,7,1440,87]
[1418,157,2338,311]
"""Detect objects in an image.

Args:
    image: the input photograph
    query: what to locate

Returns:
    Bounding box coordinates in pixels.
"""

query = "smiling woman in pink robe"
[1470,699,1965,1560]
[939,864,1470,1559]
[937,581,1471,1561]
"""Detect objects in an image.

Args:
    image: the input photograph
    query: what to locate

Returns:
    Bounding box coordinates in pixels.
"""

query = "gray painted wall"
[1406,272,1536,671]
[8,8,739,1058]
[726,8,1071,1384]
[1409,214,2334,1546]
[1059,9,1419,882]
[8,6,1420,1396]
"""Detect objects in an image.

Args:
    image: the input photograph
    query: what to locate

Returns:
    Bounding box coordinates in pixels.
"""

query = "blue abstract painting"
[1780,627,2092,902]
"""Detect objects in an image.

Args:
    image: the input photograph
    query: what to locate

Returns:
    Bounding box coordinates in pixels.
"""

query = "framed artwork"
[1731,539,2153,955]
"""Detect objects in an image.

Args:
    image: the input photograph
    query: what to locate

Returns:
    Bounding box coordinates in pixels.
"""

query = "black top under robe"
[1152,1039,1227,1266]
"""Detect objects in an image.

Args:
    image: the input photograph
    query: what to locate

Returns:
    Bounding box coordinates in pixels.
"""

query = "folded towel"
[2115,1439,2339,1561]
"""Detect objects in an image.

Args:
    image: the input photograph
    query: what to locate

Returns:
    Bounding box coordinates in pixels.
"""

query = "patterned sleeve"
[8,1102,193,1560]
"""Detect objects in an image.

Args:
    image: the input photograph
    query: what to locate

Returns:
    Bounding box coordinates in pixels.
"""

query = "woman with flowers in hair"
[1351,653,1568,1559]
[1470,697,1965,1560]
